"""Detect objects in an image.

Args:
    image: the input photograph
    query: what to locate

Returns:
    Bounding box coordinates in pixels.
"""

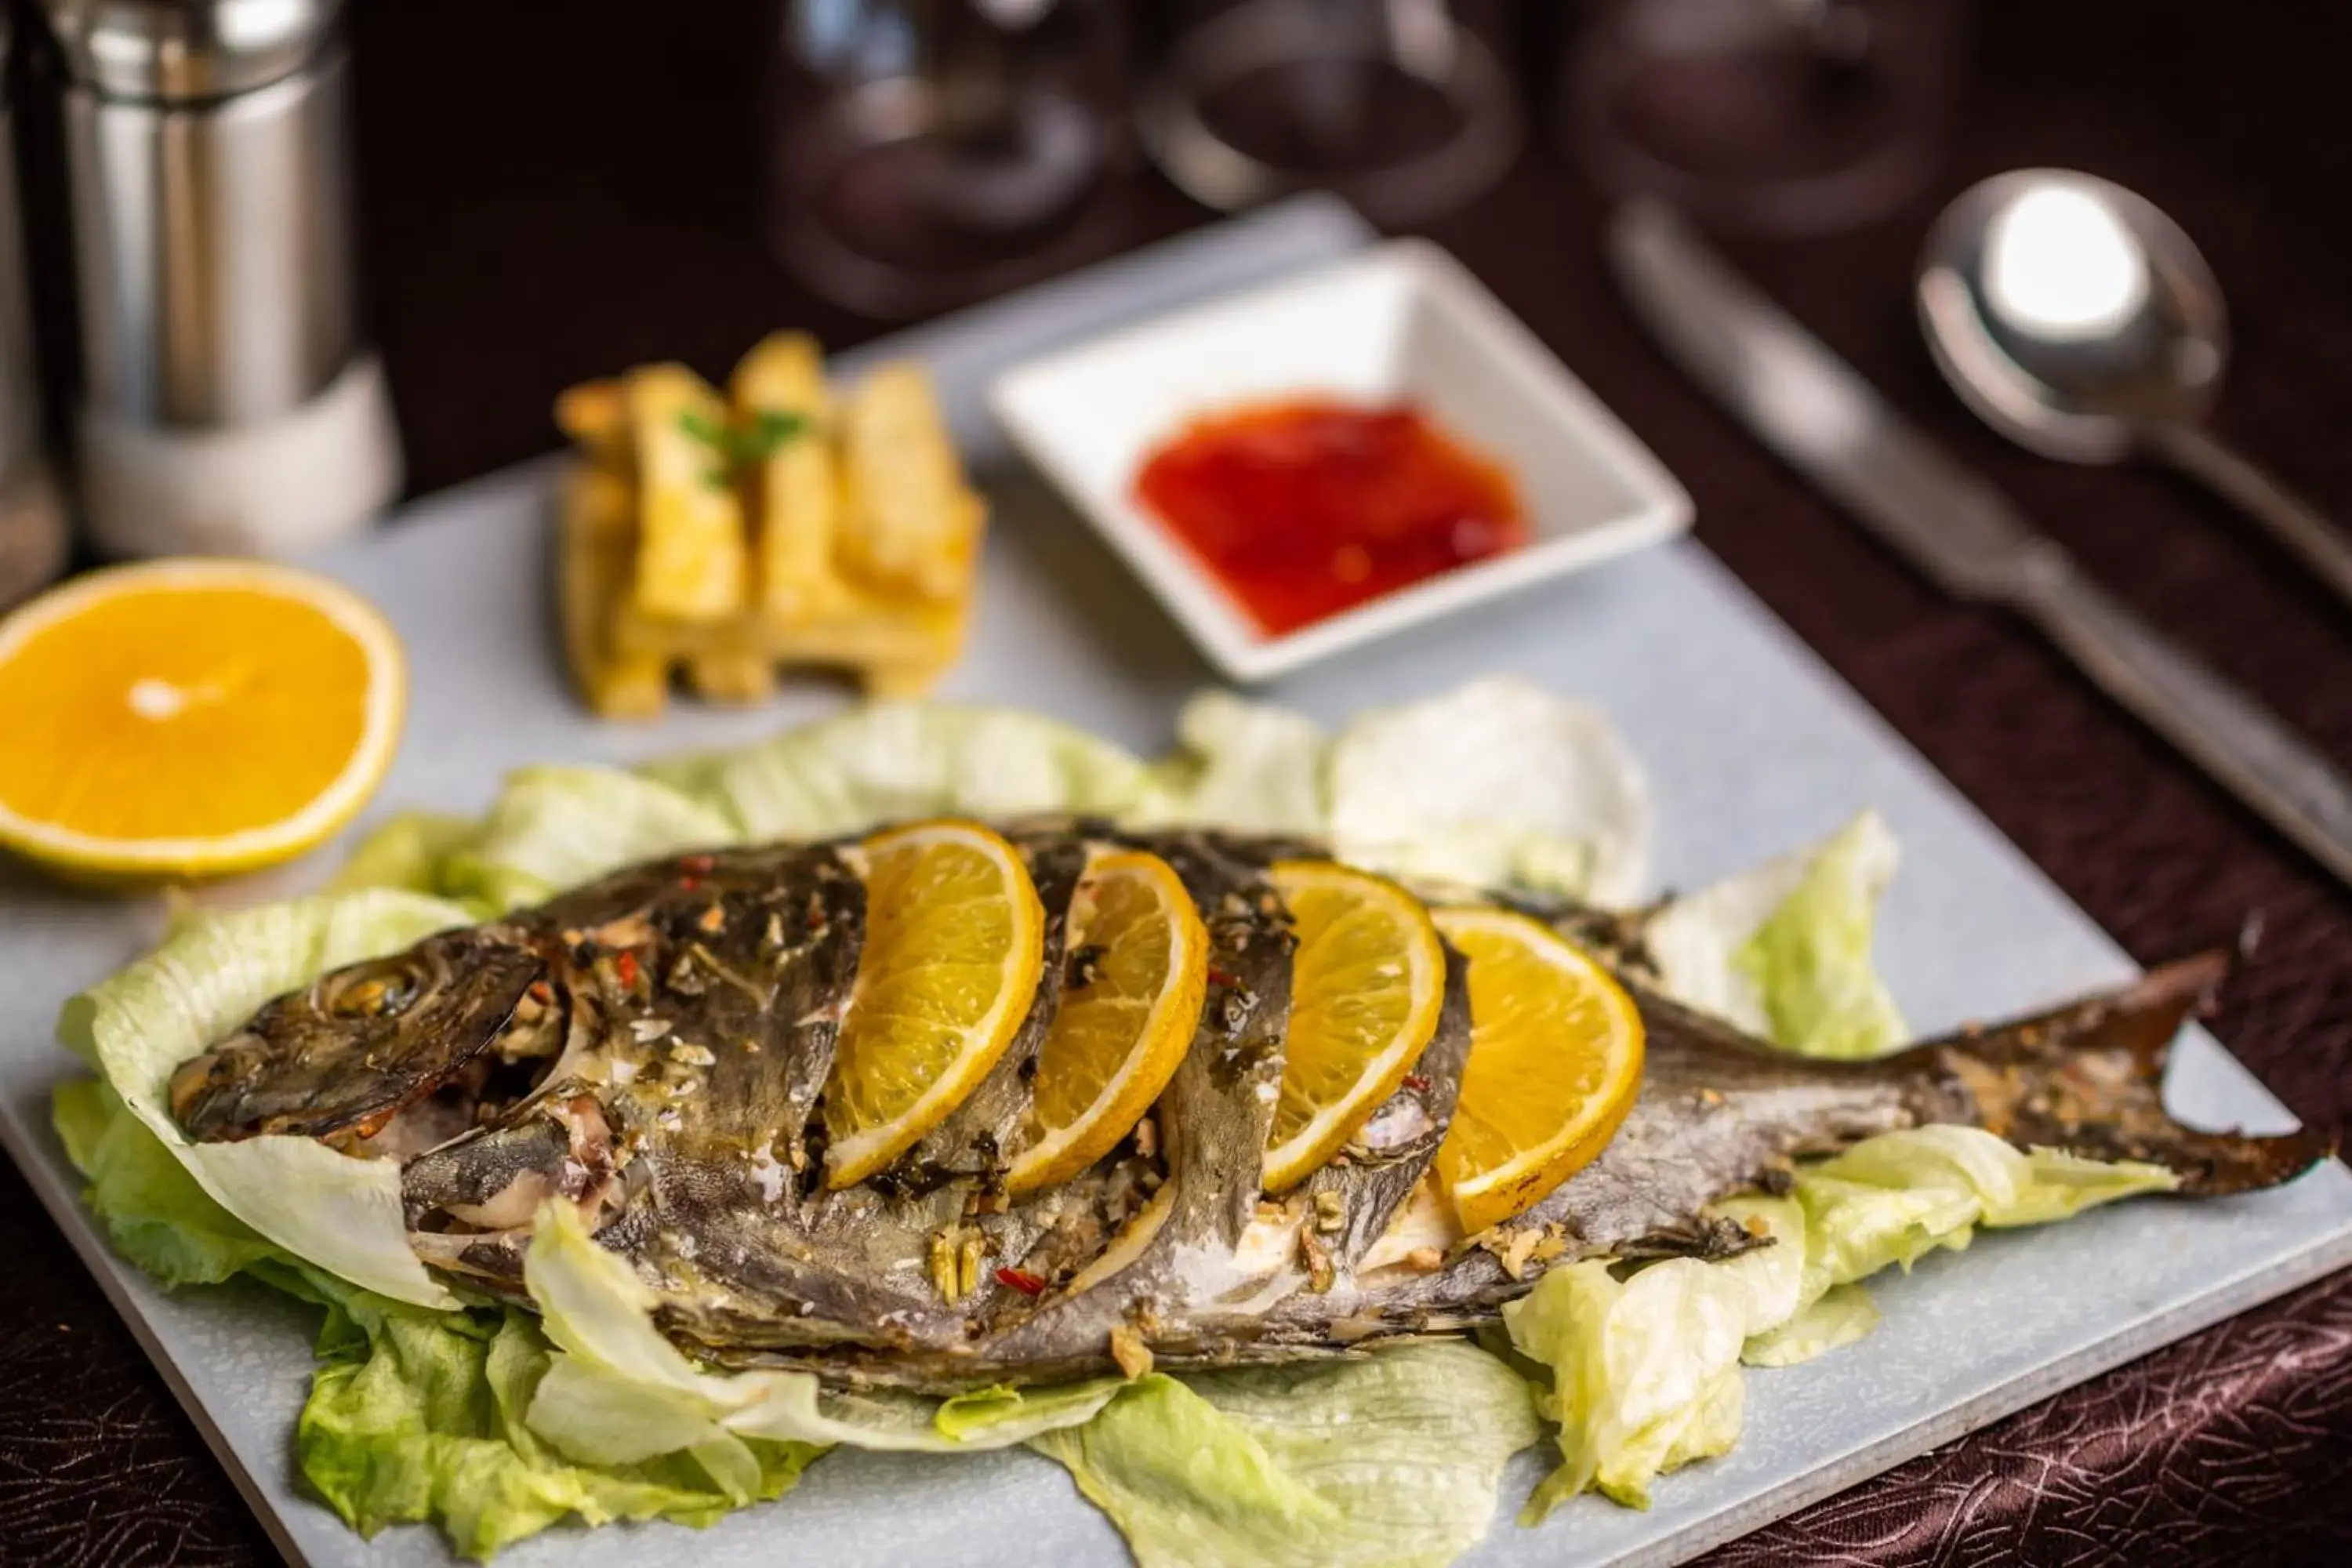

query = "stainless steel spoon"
[1918,168,2352,606]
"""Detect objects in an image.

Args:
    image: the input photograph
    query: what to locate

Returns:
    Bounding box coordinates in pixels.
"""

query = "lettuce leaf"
[1508,1124,2178,1518]
[1324,679,1650,904]
[1506,1258,1752,1515]
[2005,1146,2189,1226]
[299,1300,820,1559]
[1645,812,1907,1058]
[57,888,477,1307]
[328,811,486,902]
[1798,1126,2176,1290]
[935,1377,1149,1443]
[51,1078,281,1286]
[521,1201,1117,1460]
[53,1078,807,1559]
[445,767,739,914]
[1028,1341,1542,1568]
[1131,691,1328,835]
[688,702,1149,840]
[1740,1285,1880,1370]
[1708,1193,1809,1339]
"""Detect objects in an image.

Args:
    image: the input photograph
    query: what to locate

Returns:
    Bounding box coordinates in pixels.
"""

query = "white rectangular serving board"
[2,197,2347,1568]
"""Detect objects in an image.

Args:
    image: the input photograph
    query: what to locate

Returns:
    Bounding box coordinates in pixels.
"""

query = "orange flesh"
[0,586,375,840]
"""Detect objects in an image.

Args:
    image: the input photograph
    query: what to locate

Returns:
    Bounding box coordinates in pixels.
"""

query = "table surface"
[6,1,2352,1563]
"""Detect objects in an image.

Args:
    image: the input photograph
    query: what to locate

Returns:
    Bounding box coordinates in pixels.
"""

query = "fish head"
[169,928,550,1144]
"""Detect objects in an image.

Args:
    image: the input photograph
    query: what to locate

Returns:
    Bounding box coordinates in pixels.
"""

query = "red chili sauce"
[1132,397,1529,637]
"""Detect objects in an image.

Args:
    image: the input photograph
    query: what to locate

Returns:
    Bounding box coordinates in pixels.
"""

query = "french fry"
[559,464,670,719]
[837,361,983,602]
[688,648,779,704]
[628,364,747,622]
[730,332,838,622]
[862,662,948,699]
[554,379,630,471]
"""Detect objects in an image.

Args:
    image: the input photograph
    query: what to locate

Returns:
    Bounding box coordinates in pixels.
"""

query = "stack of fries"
[555,333,985,718]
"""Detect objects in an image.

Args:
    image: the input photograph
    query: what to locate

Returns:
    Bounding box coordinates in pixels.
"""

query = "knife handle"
[2019,561,2352,884]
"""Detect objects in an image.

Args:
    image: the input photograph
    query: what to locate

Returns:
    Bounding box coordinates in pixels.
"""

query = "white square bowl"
[986,238,1693,681]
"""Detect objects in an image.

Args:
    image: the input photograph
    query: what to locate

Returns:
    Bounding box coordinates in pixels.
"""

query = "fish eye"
[327,964,421,1018]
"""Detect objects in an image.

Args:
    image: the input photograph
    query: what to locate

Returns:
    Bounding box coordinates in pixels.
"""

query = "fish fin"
[1916,946,2332,1196]
[1609,1213,1770,1262]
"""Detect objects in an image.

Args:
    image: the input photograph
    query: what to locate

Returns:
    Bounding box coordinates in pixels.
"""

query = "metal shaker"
[0,10,67,608]
[39,0,399,557]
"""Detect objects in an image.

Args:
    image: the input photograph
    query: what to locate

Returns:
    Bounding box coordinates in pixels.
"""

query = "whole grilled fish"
[168,827,2330,1391]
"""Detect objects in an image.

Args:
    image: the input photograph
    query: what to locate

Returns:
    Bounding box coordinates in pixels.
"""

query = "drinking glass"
[765,0,1133,318]
[1138,0,1521,227]
[1565,0,1971,235]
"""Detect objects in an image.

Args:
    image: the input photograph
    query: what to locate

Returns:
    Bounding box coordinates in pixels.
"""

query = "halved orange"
[1429,907,1645,1234]
[1261,860,1448,1193]
[1005,849,1207,1195]
[824,820,1046,1187]
[0,559,406,880]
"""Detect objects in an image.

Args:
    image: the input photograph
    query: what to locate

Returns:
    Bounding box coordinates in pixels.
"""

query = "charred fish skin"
[388,843,907,1338]
[169,927,548,1145]
[1302,943,1472,1270]
[567,843,967,1353]
[962,833,1299,1381]
[684,829,1306,1390]
[769,833,1098,1342]
[634,831,1158,1363]
[1341,949,2336,1335]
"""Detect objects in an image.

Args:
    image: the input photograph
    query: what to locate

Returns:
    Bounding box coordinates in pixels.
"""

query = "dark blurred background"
[320,1,2347,495]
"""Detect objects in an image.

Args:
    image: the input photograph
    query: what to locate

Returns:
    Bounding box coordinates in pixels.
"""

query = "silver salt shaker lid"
[45,0,340,101]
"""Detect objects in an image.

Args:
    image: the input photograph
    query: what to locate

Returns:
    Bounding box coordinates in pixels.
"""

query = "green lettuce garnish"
[1029,1341,1542,1568]
[297,1290,819,1557]
[51,1082,821,1558]
[1646,811,1908,1058]
[1740,1285,1880,1370]
[1131,691,1328,836]
[1506,1123,2177,1518]
[52,1078,281,1286]
[673,701,1151,840]
[520,1200,1120,1458]
[1506,1258,1751,1515]
[327,811,486,904]
[1323,678,1650,903]
[1134,681,1652,903]
[446,766,740,914]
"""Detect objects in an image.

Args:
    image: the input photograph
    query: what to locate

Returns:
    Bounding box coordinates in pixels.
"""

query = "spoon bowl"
[1918,169,2227,463]
[1919,167,2352,609]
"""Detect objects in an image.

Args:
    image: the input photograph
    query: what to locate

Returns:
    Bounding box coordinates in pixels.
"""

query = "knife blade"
[1610,199,2352,891]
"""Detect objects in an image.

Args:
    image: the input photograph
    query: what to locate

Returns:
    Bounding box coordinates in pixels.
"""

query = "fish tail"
[1914,939,2333,1196]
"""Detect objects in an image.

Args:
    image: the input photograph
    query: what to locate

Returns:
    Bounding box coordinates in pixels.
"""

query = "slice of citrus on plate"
[1428,906,1645,1234]
[1005,848,1207,1196]
[0,559,406,880]
[1261,859,1448,1193]
[825,820,1047,1187]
